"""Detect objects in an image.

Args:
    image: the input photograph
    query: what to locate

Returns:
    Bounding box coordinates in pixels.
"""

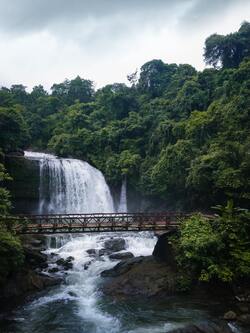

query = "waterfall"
[24,151,114,214]
[118,177,127,213]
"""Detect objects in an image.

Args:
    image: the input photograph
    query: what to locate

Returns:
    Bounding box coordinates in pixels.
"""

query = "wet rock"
[84,261,93,270]
[166,321,232,333]
[237,303,249,313]
[153,230,177,266]
[48,267,60,273]
[23,246,48,268]
[56,258,66,266]
[0,270,62,299]
[101,255,178,297]
[68,291,77,297]
[86,249,97,256]
[224,311,237,320]
[20,235,47,250]
[104,238,126,252]
[238,314,250,325]
[101,256,144,278]
[98,248,111,256]
[56,257,74,270]
[109,252,134,260]
[6,150,24,157]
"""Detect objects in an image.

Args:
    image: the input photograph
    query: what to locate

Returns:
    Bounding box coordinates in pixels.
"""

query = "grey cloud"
[0,0,248,39]
[0,0,239,36]
[0,0,183,34]
[180,0,248,29]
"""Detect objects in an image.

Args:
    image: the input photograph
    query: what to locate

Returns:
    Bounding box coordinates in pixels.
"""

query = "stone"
[68,291,77,297]
[48,267,60,273]
[153,231,177,266]
[237,304,249,313]
[56,258,66,266]
[101,255,178,297]
[109,252,134,260]
[84,261,92,270]
[104,238,126,252]
[56,258,73,270]
[0,269,62,299]
[86,249,97,256]
[223,311,237,320]
[166,321,232,333]
[23,246,47,268]
[238,314,250,325]
[98,248,111,256]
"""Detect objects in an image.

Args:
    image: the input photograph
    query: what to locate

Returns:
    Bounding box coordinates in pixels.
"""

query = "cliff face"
[4,155,40,214]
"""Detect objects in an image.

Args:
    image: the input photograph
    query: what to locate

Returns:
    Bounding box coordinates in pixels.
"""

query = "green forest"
[1,22,250,212]
[0,21,250,288]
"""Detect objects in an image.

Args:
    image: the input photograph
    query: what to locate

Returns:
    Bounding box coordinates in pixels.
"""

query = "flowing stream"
[2,152,242,333]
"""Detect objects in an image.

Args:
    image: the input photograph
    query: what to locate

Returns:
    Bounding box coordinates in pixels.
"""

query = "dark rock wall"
[4,156,40,214]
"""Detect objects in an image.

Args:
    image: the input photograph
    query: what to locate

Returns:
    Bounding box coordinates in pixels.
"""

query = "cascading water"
[118,177,128,213]
[25,151,114,214]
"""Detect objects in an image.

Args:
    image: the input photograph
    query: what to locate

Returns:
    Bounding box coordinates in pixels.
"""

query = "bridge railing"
[0,212,212,234]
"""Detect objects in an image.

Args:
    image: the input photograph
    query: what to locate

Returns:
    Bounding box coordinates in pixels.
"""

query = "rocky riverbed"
[1,232,250,332]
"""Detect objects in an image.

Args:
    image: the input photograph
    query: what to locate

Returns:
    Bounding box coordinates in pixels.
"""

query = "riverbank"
[0,235,61,314]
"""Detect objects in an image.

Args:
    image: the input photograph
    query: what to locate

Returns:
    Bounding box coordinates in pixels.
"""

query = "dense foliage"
[175,201,250,283]
[0,22,249,212]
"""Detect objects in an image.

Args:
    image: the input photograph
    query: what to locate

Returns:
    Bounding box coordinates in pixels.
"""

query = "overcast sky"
[0,0,249,91]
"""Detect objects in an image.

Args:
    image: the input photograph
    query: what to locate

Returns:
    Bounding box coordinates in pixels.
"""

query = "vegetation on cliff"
[1,22,249,210]
[175,202,250,284]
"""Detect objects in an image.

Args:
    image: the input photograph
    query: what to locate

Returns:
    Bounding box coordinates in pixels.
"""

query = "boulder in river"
[238,314,250,326]
[104,238,126,252]
[109,252,134,260]
[223,311,237,320]
[56,256,74,270]
[101,255,178,297]
[98,248,111,256]
[86,249,97,256]
[166,321,232,333]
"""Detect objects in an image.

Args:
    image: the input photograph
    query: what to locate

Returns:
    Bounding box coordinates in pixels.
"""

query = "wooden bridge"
[2,212,194,234]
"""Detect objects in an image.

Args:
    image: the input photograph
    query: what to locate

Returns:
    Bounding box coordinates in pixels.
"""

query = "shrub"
[175,202,250,283]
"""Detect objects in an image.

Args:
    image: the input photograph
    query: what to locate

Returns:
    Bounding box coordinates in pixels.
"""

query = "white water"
[25,151,114,214]
[118,177,128,213]
[27,232,157,333]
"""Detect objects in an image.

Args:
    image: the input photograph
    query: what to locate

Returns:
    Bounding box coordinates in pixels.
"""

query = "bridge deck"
[1,212,211,234]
